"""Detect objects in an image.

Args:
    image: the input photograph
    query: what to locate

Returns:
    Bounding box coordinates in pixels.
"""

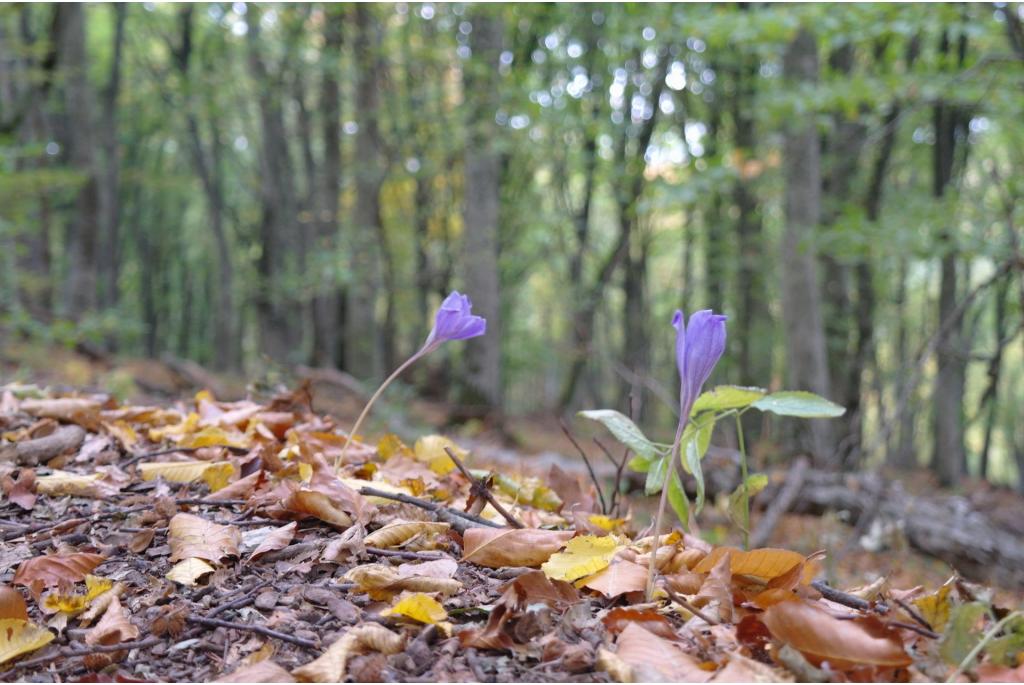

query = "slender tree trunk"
[344,5,385,380]
[312,7,343,367]
[97,4,125,315]
[781,28,835,465]
[459,8,505,414]
[53,4,101,318]
[930,31,969,487]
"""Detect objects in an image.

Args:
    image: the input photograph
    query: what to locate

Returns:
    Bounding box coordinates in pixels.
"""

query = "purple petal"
[673,308,727,420]
[422,290,488,351]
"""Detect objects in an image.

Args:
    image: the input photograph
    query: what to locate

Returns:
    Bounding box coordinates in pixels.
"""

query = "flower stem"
[645,421,686,601]
[336,351,423,470]
[735,413,750,550]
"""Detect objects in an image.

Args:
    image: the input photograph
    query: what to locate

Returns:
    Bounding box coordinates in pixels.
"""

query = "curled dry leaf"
[85,595,139,646]
[461,528,574,568]
[216,660,296,683]
[693,547,808,582]
[0,618,55,666]
[761,598,912,669]
[611,622,710,682]
[500,570,578,606]
[2,469,36,510]
[139,460,235,493]
[20,397,103,429]
[395,558,458,580]
[694,553,734,623]
[166,557,217,586]
[78,582,126,626]
[710,651,792,683]
[245,522,299,561]
[168,513,241,562]
[34,470,122,499]
[13,553,105,589]
[0,586,28,621]
[363,520,450,549]
[282,488,352,529]
[582,560,648,598]
[603,607,678,640]
[344,564,461,600]
[292,623,404,683]
[381,593,448,625]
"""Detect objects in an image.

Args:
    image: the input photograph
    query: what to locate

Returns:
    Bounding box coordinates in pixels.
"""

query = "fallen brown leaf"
[247,522,297,562]
[0,586,28,621]
[612,622,709,682]
[582,560,648,598]
[85,595,139,646]
[461,528,573,568]
[12,553,105,590]
[168,513,241,562]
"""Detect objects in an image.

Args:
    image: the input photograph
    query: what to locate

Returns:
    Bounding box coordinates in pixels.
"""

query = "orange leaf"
[85,595,139,646]
[693,547,807,581]
[0,587,28,621]
[582,560,648,598]
[603,607,677,640]
[612,623,709,682]
[761,599,912,669]
[247,522,297,562]
[283,488,353,528]
[12,553,105,589]
[461,528,573,568]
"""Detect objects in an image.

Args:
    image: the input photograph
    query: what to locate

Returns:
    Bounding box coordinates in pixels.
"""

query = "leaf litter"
[0,383,1021,681]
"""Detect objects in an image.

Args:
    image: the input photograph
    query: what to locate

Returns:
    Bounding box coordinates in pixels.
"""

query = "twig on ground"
[206,580,272,618]
[358,486,501,531]
[0,637,162,678]
[558,419,607,515]
[663,584,720,625]
[123,444,250,467]
[812,580,888,614]
[443,446,524,529]
[892,596,935,632]
[186,615,319,649]
[889,620,940,639]
[750,456,808,549]
[365,546,447,561]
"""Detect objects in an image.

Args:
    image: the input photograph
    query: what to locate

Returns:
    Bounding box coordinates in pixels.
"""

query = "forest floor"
[1,343,1023,682]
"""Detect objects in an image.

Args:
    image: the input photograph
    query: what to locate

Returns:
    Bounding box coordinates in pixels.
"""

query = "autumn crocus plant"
[336,291,486,467]
[645,309,727,599]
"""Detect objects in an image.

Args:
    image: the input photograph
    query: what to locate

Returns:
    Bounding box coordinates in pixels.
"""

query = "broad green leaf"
[727,474,769,532]
[667,469,689,529]
[645,454,669,496]
[939,602,987,665]
[751,391,846,418]
[692,385,767,414]
[627,453,653,473]
[579,409,658,460]
[987,615,1024,667]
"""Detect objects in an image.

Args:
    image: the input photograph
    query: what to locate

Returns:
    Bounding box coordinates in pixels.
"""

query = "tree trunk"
[97,4,125,315]
[344,5,385,380]
[53,4,101,319]
[930,31,969,487]
[312,7,343,368]
[460,8,504,413]
[781,28,834,465]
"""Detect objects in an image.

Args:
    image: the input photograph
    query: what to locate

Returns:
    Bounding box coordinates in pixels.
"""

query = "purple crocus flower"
[647,308,727,599]
[338,291,487,466]
[673,309,728,421]
[422,291,487,353]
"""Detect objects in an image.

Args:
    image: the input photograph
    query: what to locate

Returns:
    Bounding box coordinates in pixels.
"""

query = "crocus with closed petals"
[647,308,727,599]
[338,291,486,467]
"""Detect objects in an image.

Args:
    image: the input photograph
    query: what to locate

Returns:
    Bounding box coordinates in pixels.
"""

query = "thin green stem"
[335,351,423,470]
[946,610,1021,683]
[735,413,750,550]
[645,421,686,601]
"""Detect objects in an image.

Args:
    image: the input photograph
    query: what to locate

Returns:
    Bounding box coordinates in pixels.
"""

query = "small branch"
[365,546,447,561]
[750,457,808,549]
[186,615,319,649]
[124,444,250,467]
[358,486,501,531]
[889,620,940,639]
[663,584,720,625]
[559,419,607,514]
[892,596,935,632]
[812,580,888,614]
[443,446,524,529]
[206,580,271,618]
[0,637,162,677]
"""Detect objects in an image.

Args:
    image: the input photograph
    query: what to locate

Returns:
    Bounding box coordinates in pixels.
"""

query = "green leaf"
[939,602,987,666]
[679,417,714,514]
[645,454,669,496]
[987,615,1024,667]
[578,409,659,460]
[751,391,846,418]
[667,469,689,529]
[627,453,653,473]
[692,385,767,414]
[727,474,769,533]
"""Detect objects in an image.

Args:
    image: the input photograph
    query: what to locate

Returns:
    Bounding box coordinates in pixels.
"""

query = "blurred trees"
[1,3,1024,489]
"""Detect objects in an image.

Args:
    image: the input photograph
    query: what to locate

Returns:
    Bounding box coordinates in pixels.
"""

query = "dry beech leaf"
[20,398,103,428]
[344,564,461,600]
[78,582,126,626]
[582,560,648,598]
[363,520,450,549]
[35,470,122,499]
[166,558,216,586]
[693,547,807,581]
[711,651,792,683]
[283,489,352,528]
[694,553,734,623]
[127,529,156,554]
[381,593,448,625]
[248,522,297,562]
[205,469,264,502]
[542,534,621,583]
[461,528,573,568]
[13,553,105,589]
[85,595,138,646]
[612,622,709,682]
[2,470,36,510]
[216,660,296,683]
[501,570,578,606]
[0,587,28,621]
[0,618,55,666]
[761,599,912,669]
[139,460,235,492]
[292,623,404,683]
[602,607,677,640]
[168,513,241,562]
[396,558,458,580]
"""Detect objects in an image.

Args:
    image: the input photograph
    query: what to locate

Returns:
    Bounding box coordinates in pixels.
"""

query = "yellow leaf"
[913,580,953,633]
[179,426,249,449]
[84,575,113,601]
[0,618,55,665]
[693,547,808,581]
[292,624,404,683]
[382,593,448,624]
[413,435,466,475]
[378,434,413,460]
[106,420,138,449]
[298,462,313,483]
[35,470,113,498]
[364,521,450,549]
[542,535,622,583]
[166,558,216,586]
[588,515,626,532]
[139,460,235,490]
[148,412,199,442]
[195,389,215,404]
[42,592,88,616]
